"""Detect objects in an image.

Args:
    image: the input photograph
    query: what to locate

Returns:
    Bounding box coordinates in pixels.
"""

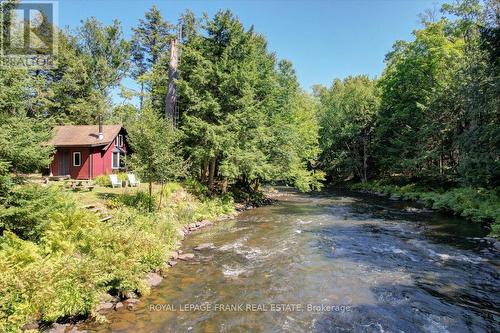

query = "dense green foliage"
[0,185,71,241]
[178,11,323,192]
[1,25,129,124]
[375,20,464,181]
[0,116,54,175]
[317,0,498,235]
[0,183,233,332]
[127,106,187,210]
[0,114,54,199]
[130,5,174,110]
[0,0,498,330]
[317,0,498,189]
[316,76,379,182]
[0,5,322,195]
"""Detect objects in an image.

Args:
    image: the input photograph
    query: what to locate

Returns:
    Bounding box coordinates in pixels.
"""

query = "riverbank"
[0,182,237,333]
[78,189,500,332]
[349,181,500,237]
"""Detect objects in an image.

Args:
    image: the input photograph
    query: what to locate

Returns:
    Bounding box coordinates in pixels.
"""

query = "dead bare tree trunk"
[165,38,179,124]
[201,159,209,183]
[139,82,144,110]
[221,177,228,194]
[208,157,216,192]
[158,181,165,210]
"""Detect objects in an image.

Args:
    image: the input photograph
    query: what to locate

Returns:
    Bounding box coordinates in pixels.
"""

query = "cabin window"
[73,152,81,167]
[112,152,120,169]
[115,134,123,147]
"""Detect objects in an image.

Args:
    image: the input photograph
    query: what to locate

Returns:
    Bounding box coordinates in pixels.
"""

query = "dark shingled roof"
[49,125,123,147]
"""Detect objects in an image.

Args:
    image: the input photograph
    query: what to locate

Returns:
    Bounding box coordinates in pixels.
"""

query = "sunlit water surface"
[83,190,499,333]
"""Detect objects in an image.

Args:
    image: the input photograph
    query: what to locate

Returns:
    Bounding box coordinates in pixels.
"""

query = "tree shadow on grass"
[95,192,120,201]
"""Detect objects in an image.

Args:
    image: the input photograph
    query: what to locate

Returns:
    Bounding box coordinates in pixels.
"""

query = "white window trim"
[73,152,81,167]
[115,134,123,147]
[112,151,120,169]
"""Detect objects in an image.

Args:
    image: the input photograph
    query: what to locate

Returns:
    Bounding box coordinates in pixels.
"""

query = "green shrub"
[94,173,128,187]
[0,185,74,242]
[0,181,235,332]
[0,161,13,198]
[193,195,234,221]
[183,178,209,198]
[111,191,155,212]
[0,186,179,332]
[93,175,110,186]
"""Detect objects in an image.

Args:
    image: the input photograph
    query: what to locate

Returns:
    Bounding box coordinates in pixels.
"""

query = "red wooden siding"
[49,129,127,180]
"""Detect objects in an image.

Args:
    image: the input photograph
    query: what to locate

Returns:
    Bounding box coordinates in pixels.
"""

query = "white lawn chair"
[109,174,122,188]
[127,173,140,187]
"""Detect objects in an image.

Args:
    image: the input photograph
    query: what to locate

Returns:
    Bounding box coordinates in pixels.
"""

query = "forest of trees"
[0,2,323,198]
[0,0,498,197]
[0,0,498,331]
[316,0,498,189]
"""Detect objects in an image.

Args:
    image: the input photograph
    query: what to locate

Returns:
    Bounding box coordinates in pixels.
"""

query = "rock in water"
[125,298,140,304]
[68,327,88,333]
[167,260,177,267]
[22,322,39,331]
[199,219,213,228]
[125,298,140,311]
[170,251,179,260]
[178,253,195,260]
[146,272,163,287]
[194,243,214,251]
[46,323,69,333]
[96,302,114,313]
[115,302,124,310]
[177,229,186,239]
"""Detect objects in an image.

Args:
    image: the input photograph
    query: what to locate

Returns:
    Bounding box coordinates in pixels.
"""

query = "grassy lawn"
[25,173,166,208]
[68,183,159,207]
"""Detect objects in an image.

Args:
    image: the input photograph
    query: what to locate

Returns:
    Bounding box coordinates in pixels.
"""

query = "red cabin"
[48,124,127,179]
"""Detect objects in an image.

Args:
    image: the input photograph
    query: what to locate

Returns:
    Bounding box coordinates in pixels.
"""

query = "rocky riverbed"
[79,189,499,333]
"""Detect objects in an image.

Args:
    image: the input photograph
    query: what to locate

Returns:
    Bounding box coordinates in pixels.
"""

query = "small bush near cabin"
[93,173,128,187]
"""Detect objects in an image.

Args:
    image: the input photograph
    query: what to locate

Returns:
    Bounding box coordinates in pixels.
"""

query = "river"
[84,190,500,332]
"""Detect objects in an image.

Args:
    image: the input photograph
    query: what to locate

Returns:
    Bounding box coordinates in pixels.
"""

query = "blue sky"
[57,0,445,100]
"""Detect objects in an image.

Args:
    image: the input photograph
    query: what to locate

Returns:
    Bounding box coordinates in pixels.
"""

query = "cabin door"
[58,151,70,176]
